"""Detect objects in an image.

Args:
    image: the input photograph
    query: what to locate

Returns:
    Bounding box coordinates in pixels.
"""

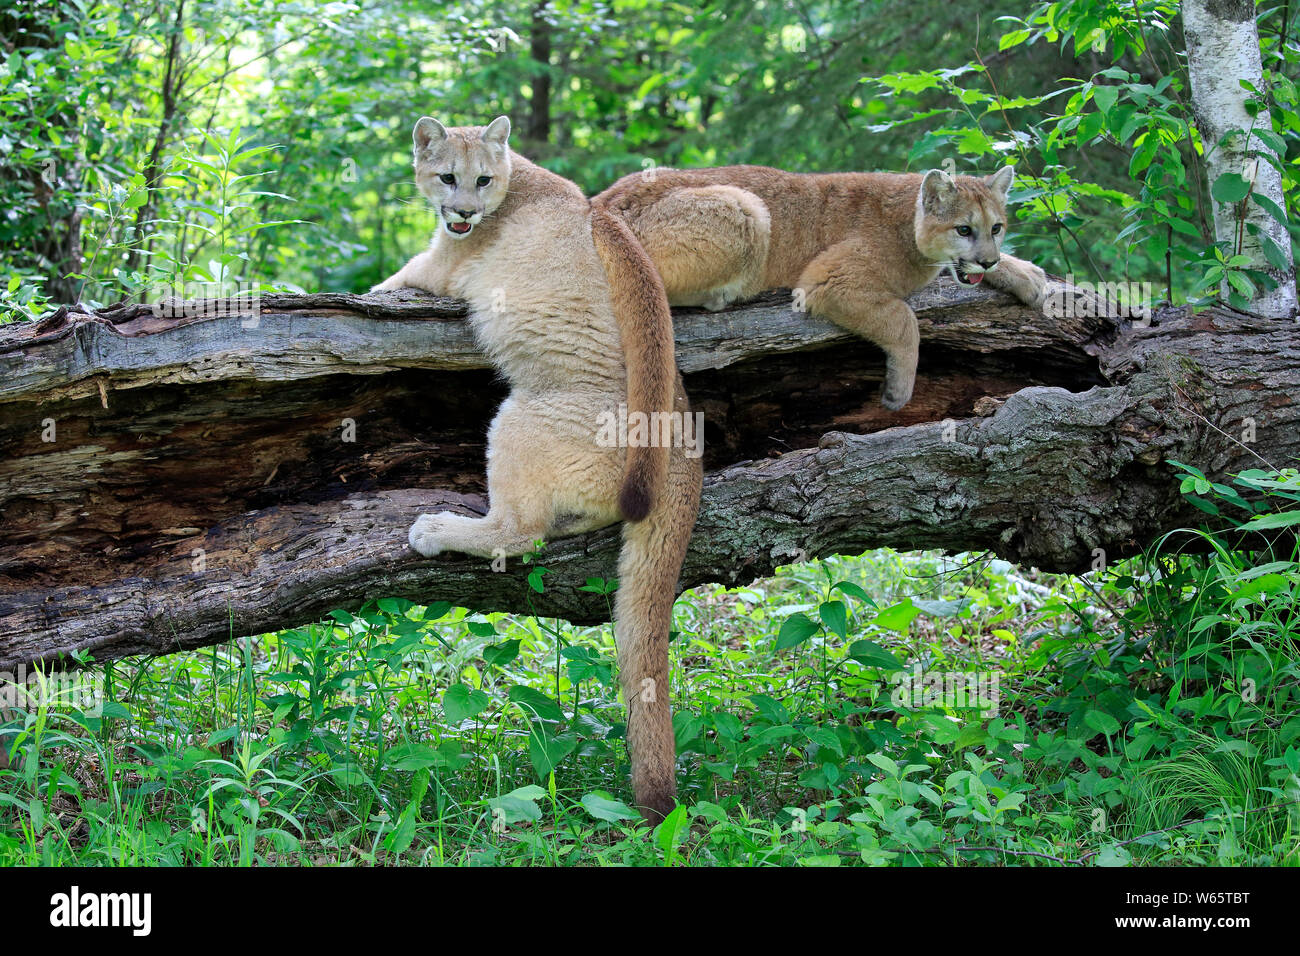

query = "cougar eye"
[476,175,492,187]
[439,173,456,185]
[992,223,1003,235]
[955,225,973,237]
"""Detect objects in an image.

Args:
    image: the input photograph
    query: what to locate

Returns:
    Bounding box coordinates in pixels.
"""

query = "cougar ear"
[413,117,448,154]
[482,115,511,147]
[986,165,1015,203]
[920,168,957,214]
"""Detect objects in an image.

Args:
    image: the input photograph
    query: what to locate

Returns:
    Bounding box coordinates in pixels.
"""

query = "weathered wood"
[0,283,1106,403]
[2,280,1297,671]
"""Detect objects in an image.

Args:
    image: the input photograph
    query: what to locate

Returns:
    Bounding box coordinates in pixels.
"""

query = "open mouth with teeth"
[446,221,474,236]
[954,262,985,285]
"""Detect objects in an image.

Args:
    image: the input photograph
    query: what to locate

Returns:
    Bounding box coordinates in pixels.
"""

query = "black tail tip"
[619,481,653,522]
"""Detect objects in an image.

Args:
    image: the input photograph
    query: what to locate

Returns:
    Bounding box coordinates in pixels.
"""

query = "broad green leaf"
[1091,84,1118,117]
[819,600,848,639]
[466,620,496,638]
[528,730,576,777]
[873,599,920,632]
[832,581,877,606]
[911,597,971,618]
[1246,510,1300,530]
[1085,709,1121,737]
[508,685,564,722]
[385,744,443,771]
[580,791,641,823]
[847,639,903,671]
[1211,172,1251,204]
[483,639,521,667]
[488,785,546,825]
[775,612,819,650]
[384,800,419,854]
[442,683,489,724]
[654,804,689,859]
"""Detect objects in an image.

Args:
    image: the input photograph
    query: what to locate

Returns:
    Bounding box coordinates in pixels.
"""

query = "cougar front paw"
[1019,263,1049,310]
[408,513,446,557]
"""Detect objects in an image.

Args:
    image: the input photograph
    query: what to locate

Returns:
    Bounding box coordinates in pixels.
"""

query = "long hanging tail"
[589,205,676,522]
[614,374,703,822]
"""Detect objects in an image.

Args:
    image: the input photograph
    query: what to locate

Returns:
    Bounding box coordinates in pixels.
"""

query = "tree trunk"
[527,2,552,143]
[1183,0,1297,318]
[1,280,1297,671]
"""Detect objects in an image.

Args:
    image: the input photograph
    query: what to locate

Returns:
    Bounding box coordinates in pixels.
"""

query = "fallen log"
[1,280,1296,670]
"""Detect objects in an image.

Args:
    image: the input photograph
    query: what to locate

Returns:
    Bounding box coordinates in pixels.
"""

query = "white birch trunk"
[1183,0,1297,318]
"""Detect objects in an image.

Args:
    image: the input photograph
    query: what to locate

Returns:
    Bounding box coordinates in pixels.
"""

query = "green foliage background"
[2,0,1297,318]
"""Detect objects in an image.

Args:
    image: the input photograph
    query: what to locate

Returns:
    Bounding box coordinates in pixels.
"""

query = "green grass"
[3,470,1299,866]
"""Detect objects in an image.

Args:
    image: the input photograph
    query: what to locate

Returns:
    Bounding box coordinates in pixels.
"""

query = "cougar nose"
[454,208,476,220]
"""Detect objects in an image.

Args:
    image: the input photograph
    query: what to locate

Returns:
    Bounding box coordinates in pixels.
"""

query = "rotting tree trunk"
[1,280,1297,671]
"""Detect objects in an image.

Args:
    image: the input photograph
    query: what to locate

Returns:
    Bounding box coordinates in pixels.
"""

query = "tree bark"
[527,2,552,143]
[1,280,1297,671]
[1183,0,1297,318]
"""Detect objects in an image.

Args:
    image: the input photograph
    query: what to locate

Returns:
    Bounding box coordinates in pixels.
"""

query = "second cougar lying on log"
[373,116,702,822]
[594,164,1049,410]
